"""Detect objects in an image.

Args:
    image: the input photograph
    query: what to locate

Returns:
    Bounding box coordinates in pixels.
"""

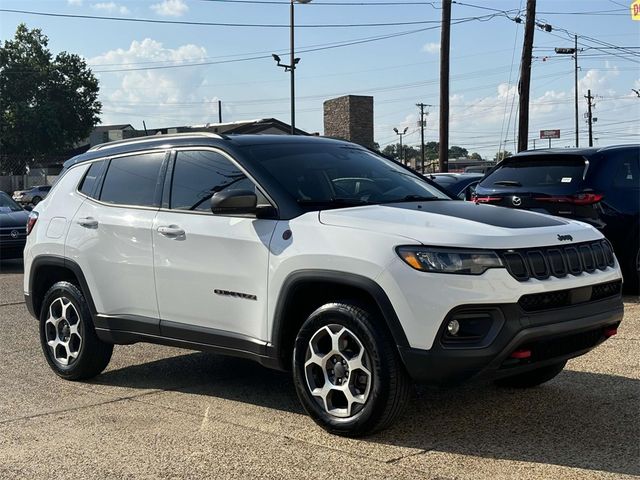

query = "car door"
[66,151,167,323]
[152,148,277,343]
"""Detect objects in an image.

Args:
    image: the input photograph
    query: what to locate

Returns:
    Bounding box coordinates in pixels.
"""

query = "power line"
[199,0,441,5]
[0,7,500,28]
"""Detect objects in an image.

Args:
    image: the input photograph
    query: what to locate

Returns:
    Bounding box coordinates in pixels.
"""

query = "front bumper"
[399,293,623,384]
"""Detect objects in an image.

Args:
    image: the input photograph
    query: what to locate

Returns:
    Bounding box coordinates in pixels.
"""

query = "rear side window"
[78,160,107,198]
[100,152,165,207]
[611,153,639,188]
[170,150,255,212]
[480,156,586,188]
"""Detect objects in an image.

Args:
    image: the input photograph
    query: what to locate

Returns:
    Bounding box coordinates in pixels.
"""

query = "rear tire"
[39,281,113,380]
[292,302,411,437]
[494,361,566,388]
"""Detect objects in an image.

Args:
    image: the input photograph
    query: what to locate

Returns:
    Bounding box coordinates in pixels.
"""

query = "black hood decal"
[384,201,565,229]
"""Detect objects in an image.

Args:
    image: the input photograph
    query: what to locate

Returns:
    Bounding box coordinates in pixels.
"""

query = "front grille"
[518,280,622,312]
[500,239,614,281]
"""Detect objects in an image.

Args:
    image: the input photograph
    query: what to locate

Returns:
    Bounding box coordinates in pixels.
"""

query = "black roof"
[63,133,353,169]
[512,144,639,158]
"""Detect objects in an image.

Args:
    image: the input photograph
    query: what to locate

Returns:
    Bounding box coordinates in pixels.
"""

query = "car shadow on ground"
[92,351,639,476]
[0,258,24,274]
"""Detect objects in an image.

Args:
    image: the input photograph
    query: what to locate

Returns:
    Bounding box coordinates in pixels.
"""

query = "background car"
[0,191,29,259]
[428,173,484,200]
[464,165,494,174]
[474,145,640,290]
[12,185,51,205]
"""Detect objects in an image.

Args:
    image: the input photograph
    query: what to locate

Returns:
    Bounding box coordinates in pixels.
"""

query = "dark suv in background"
[474,145,640,290]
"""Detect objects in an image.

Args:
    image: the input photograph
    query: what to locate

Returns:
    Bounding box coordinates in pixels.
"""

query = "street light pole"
[394,127,409,164]
[554,37,580,147]
[290,0,296,135]
[272,0,311,135]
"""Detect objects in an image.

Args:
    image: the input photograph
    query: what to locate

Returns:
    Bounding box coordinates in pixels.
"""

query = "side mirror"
[211,190,258,215]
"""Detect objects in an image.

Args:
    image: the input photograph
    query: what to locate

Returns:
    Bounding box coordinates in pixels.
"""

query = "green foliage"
[469,152,483,160]
[383,141,474,162]
[0,24,101,168]
[494,150,513,161]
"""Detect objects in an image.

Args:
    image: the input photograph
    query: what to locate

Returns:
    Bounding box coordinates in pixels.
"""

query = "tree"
[381,143,419,163]
[448,145,468,159]
[469,152,483,160]
[0,24,101,171]
[494,150,513,161]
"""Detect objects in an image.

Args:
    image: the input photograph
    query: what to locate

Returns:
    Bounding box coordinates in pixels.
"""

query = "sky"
[0,0,638,159]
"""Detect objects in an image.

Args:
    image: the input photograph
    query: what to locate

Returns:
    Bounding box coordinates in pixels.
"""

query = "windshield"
[0,192,23,212]
[479,156,587,189]
[242,143,449,209]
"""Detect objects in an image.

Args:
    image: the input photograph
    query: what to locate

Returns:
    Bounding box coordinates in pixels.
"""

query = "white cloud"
[92,2,130,14]
[67,0,83,5]
[422,42,440,54]
[90,39,219,127]
[150,0,189,17]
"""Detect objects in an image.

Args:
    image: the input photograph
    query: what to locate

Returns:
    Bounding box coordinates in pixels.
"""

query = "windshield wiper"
[493,180,522,187]
[381,195,444,203]
[296,198,371,207]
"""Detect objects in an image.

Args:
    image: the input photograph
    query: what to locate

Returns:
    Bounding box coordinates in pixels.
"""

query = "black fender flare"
[270,270,410,363]
[27,255,98,320]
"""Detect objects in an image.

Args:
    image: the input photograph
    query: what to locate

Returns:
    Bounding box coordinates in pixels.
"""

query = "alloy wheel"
[304,324,372,418]
[44,297,83,366]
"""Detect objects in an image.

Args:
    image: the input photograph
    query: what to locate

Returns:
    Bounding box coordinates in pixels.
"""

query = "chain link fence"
[0,154,66,194]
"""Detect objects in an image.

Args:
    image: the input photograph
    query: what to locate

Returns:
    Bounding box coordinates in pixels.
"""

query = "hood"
[319,201,601,249]
[0,210,29,228]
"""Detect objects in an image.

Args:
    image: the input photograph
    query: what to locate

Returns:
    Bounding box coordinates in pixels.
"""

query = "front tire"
[39,281,113,380]
[293,302,411,437]
[494,361,566,388]
[31,196,42,205]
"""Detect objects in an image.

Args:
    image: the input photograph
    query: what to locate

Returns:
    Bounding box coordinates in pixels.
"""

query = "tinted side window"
[611,152,640,188]
[100,152,165,207]
[78,160,107,199]
[170,150,254,212]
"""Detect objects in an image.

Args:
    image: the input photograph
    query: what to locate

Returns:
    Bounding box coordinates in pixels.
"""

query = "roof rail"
[88,132,225,152]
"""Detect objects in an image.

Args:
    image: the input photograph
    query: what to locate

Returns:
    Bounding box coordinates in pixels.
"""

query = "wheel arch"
[271,270,409,370]
[28,255,97,320]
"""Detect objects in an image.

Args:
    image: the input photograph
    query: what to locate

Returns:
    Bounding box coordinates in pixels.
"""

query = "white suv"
[24,134,624,436]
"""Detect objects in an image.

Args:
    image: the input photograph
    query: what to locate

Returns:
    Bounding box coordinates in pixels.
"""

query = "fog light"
[447,319,460,336]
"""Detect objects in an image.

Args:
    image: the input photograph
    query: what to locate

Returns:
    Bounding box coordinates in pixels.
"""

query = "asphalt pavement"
[0,258,638,479]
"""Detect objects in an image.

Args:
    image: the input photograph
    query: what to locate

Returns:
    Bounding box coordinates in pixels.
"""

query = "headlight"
[396,246,504,275]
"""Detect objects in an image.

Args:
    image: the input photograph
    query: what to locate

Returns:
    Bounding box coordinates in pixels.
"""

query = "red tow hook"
[510,349,532,359]
[604,327,618,338]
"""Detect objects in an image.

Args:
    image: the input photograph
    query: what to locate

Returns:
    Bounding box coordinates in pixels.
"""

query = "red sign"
[540,129,561,139]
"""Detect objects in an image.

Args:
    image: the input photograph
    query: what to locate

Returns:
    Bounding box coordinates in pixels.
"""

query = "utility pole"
[439,0,451,172]
[585,89,595,147]
[218,99,222,123]
[416,103,431,174]
[517,0,536,152]
[574,35,579,147]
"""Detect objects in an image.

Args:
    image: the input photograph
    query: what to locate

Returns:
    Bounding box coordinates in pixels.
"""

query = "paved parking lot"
[0,258,638,479]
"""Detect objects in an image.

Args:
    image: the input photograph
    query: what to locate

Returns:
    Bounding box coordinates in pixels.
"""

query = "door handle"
[157,225,185,237]
[77,217,98,228]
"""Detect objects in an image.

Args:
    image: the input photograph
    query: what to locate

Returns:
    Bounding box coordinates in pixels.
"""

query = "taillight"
[473,195,502,204]
[534,193,603,205]
[26,211,38,235]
